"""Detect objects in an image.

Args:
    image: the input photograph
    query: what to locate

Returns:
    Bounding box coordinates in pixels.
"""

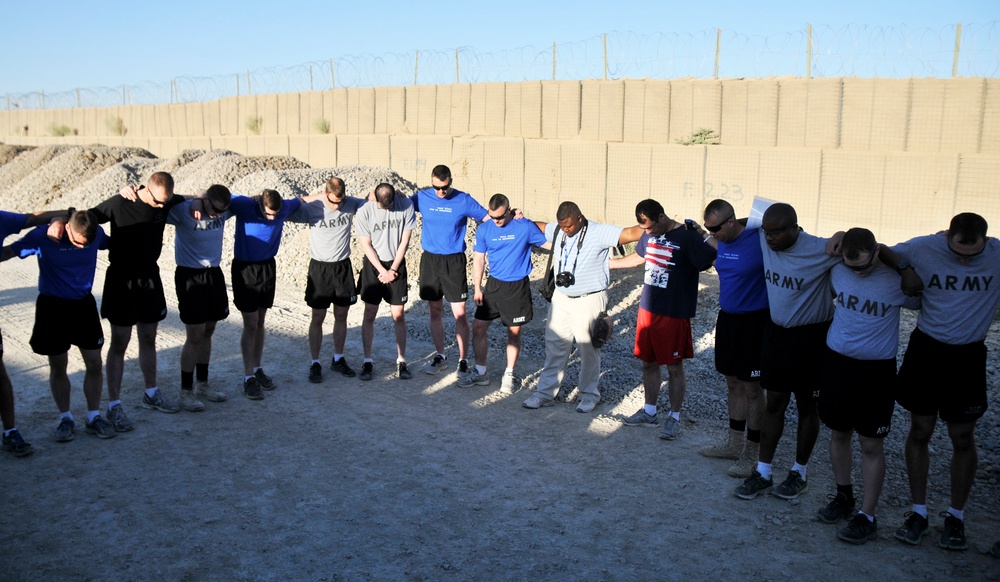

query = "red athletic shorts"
[634,308,693,365]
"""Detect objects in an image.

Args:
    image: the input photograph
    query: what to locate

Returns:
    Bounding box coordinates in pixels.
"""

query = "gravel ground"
[0,143,997,579]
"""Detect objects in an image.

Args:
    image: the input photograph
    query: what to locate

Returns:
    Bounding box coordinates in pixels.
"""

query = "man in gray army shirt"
[890,213,1000,551]
[288,178,368,383]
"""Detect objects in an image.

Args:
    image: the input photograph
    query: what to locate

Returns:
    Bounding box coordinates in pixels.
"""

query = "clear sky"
[0,0,995,95]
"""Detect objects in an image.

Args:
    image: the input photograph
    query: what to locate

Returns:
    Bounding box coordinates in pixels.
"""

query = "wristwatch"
[895,260,913,273]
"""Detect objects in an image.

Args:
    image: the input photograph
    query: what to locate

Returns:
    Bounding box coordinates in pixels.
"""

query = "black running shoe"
[939,513,968,551]
[308,362,323,384]
[331,357,357,378]
[837,514,878,545]
[359,362,374,381]
[893,511,929,545]
[817,492,855,524]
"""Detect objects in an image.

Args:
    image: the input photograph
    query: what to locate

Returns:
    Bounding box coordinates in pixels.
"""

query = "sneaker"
[621,408,658,427]
[522,393,554,409]
[734,470,773,499]
[331,357,356,378]
[308,362,323,384]
[195,381,228,402]
[499,372,520,394]
[458,370,490,388]
[2,429,34,457]
[700,428,743,460]
[576,398,597,413]
[107,403,135,432]
[254,369,276,390]
[242,377,264,400]
[659,416,680,440]
[424,354,446,375]
[456,359,470,377]
[359,362,374,381]
[817,492,856,524]
[141,389,180,413]
[85,415,117,439]
[939,513,968,551]
[893,511,929,545]
[179,390,205,412]
[53,417,75,442]
[773,470,808,500]
[398,362,413,380]
[837,514,878,545]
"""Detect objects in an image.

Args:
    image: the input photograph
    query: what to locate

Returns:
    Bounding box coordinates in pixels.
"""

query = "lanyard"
[557,223,588,275]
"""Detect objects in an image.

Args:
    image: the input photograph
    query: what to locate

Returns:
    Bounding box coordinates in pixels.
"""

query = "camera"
[555,271,575,287]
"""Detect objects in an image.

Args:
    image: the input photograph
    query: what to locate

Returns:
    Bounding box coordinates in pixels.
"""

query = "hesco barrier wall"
[2,78,998,243]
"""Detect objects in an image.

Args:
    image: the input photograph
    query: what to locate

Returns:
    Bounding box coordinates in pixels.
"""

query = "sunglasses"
[433,182,451,192]
[842,253,877,272]
[704,213,733,233]
[206,198,229,216]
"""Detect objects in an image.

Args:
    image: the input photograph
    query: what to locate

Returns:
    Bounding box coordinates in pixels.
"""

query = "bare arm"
[472,251,486,305]
[618,225,644,245]
[391,230,412,274]
[609,252,644,270]
[878,243,924,296]
[359,236,384,275]
[0,246,14,262]
[27,209,72,228]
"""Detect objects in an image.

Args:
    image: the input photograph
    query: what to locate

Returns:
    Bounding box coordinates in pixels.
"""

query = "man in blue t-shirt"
[889,213,1000,551]
[0,207,73,456]
[411,165,488,377]
[460,194,547,393]
[610,199,716,439]
[700,199,769,479]
[229,189,303,399]
[2,211,112,443]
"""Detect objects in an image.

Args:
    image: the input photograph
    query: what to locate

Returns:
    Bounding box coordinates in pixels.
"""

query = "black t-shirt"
[90,194,184,268]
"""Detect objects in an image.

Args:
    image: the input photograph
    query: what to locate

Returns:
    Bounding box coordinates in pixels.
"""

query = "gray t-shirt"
[544,220,624,297]
[167,199,232,268]
[355,195,416,262]
[892,234,1000,344]
[760,230,840,328]
[287,197,366,263]
[827,263,920,360]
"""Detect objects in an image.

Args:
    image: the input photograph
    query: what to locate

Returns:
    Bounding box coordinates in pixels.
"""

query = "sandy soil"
[0,250,998,581]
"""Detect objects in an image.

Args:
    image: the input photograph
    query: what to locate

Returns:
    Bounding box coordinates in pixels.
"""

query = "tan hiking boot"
[699,428,743,460]
[727,440,759,478]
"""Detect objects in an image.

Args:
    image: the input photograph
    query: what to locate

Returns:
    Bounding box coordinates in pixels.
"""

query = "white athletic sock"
[3,428,14,437]
[669,411,680,421]
[859,511,875,522]
[475,365,487,375]
[397,358,406,365]
[334,354,344,361]
[144,387,158,398]
[87,410,99,423]
[913,504,928,518]
[791,463,807,480]
[947,507,964,521]
[60,411,73,421]
[108,400,121,410]
[253,367,261,374]
[643,404,657,416]
[757,462,772,479]
[312,359,321,365]
[436,353,447,360]
[504,367,514,375]
[244,375,254,382]
[364,358,374,364]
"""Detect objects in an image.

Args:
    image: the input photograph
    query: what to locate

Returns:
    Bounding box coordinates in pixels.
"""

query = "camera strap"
[557,222,588,276]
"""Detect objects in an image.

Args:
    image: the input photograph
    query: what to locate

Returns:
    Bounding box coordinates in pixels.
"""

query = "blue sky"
[1,0,995,96]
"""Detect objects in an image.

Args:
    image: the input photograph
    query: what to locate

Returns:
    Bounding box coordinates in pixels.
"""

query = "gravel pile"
[1,142,997,511]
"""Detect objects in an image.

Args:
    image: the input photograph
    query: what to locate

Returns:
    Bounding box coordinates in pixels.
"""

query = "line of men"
[0,168,995,555]
[686,200,998,551]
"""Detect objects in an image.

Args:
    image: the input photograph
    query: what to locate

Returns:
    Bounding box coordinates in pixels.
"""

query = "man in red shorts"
[610,199,716,439]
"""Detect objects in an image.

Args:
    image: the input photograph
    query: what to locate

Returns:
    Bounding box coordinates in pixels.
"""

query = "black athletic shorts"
[896,327,988,423]
[760,319,831,403]
[820,348,896,438]
[714,308,768,382]
[474,276,534,327]
[359,257,409,306]
[418,251,469,303]
[30,294,104,355]
[305,258,358,309]
[175,266,230,325]
[232,258,276,313]
[101,264,168,326]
